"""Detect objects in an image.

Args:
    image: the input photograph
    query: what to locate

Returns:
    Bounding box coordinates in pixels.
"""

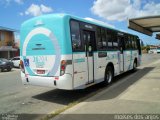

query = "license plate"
[37,70,45,74]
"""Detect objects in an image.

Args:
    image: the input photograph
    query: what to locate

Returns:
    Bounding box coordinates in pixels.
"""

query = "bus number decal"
[33,56,48,68]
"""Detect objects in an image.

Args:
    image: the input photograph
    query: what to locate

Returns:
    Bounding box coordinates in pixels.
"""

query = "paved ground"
[52,55,160,120]
[0,54,160,120]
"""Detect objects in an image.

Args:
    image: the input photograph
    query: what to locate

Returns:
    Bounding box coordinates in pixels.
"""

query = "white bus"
[20,14,141,90]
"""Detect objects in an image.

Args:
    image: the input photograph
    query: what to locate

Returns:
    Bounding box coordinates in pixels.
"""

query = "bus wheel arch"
[104,62,114,85]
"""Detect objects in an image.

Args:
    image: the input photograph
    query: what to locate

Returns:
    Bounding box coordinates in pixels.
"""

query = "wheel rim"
[106,70,112,83]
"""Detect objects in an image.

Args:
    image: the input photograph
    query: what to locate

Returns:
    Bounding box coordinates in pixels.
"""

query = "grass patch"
[41,101,80,120]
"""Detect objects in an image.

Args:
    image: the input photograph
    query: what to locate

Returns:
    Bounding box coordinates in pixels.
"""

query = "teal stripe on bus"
[74,58,85,63]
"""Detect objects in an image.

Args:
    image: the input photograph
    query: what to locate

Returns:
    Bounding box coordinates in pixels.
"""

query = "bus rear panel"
[20,14,75,89]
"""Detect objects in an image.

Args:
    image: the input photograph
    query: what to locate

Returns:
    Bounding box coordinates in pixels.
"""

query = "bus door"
[118,35,125,73]
[83,30,95,83]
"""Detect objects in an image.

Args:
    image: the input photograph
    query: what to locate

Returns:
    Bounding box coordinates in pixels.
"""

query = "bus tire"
[104,66,113,85]
[133,60,137,71]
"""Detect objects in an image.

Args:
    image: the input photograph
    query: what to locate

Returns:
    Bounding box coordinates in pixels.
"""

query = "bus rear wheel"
[104,66,113,85]
[133,60,137,71]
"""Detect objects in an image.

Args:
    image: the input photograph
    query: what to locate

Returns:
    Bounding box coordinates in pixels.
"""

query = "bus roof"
[65,14,138,37]
[22,13,138,37]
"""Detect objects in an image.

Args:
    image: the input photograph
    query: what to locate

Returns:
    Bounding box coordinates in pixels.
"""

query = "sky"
[0,0,160,45]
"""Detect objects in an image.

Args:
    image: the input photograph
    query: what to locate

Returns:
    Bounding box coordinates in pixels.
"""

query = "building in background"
[14,38,20,57]
[149,45,160,54]
[0,26,19,59]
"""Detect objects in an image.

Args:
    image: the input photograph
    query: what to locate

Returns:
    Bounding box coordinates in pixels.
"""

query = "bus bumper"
[21,72,73,90]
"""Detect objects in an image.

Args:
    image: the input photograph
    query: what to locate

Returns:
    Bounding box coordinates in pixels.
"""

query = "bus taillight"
[60,60,66,76]
[20,60,25,73]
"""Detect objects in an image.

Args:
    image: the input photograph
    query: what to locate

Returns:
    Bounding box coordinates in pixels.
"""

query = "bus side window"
[106,30,113,50]
[134,37,138,49]
[131,36,135,50]
[70,20,83,51]
[112,32,118,50]
[127,35,133,50]
[128,36,131,49]
[101,28,107,49]
[97,27,102,49]
[125,35,129,50]
[96,27,107,50]
[118,36,125,52]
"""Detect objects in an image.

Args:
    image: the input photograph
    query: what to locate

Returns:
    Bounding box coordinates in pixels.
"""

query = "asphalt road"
[0,54,160,119]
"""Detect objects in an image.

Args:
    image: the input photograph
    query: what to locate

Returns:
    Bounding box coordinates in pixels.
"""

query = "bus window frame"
[106,29,114,51]
[96,26,108,51]
[79,21,97,52]
[69,18,141,53]
[117,33,125,52]
[112,31,118,50]
[70,19,85,52]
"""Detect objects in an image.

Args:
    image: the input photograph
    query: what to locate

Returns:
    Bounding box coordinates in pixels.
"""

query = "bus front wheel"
[104,66,113,85]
